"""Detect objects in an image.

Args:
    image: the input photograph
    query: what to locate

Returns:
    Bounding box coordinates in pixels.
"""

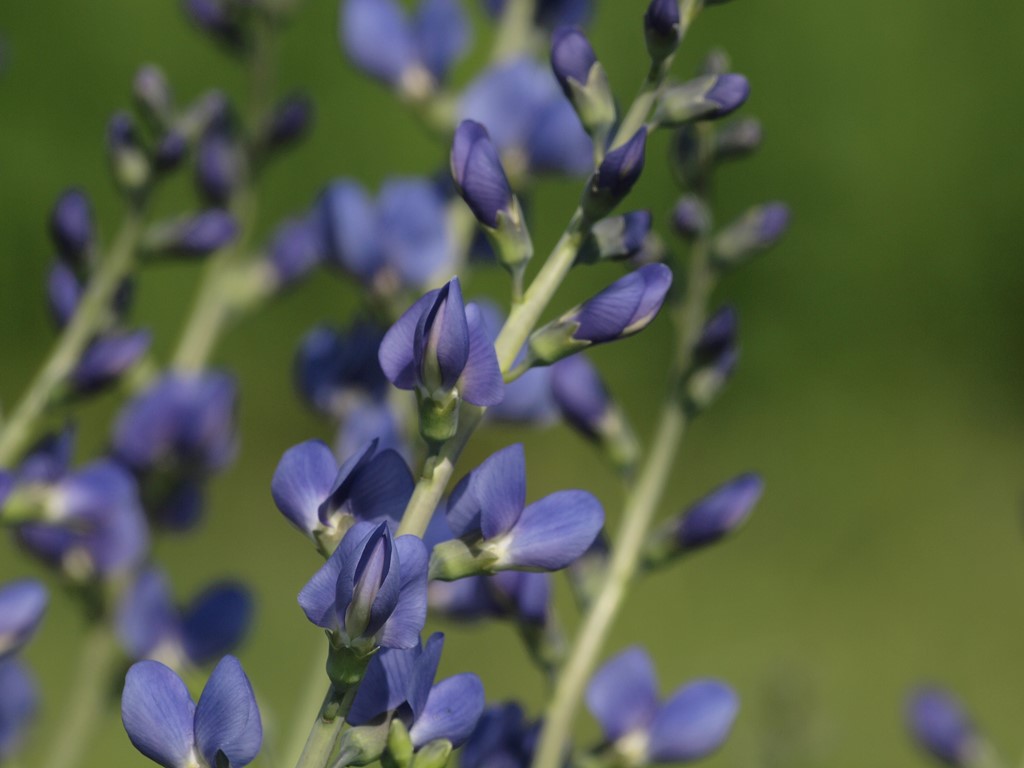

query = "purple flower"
[49,189,94,265]
[437,444,603,574]
[482,0,591,29]
[46,262,82,327]
[18,460,150,578]
[298,521,428,651]
[672,195,711,240]
[154,132,189,173]
[584,128,648,218]
[267,217,322,288]
[379,278,503,407]
[578,211,653,264]
[906,687,981,767]
[460,58,592,177]
[271,438,414,544]
[152,210,239,257]
[264,93,313,151]
[181,0,245,49]
[348,633,484,749]
[451,121,515,229]
[0,581,48,660]
[586,647,739,764]
[318,178,452,290]
[0,659,37,762]
[693,306,738,376]
[430,571,551,627]
[676,473,763,551]
[644,0,680,60]
[294,323,388,415]
[461,702,539,768]
[340,0,469,92]
[117,568,252,667]
[550,27,597,98]
[713,202,791,265]
[122,656,262,768]
[196,126,242,206]
[655,74,750,127]
[71,330,151,394]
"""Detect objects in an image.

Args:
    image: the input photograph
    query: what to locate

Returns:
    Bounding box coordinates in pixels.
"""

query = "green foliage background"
[1,2,1022,766]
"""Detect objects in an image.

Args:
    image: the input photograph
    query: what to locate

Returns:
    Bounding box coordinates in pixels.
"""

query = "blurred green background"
[1,1,1023,767]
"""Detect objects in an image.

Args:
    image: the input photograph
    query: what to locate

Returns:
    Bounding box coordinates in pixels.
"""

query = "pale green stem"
[396,217,586,538]
[0,212,143,466]
[491,0,538,62]
[43,621,121,768]
[293,681,361,768]
[531,236,716,768]
[284,651,336,767]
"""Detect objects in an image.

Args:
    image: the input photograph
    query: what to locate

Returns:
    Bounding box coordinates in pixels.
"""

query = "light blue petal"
[380,291,440,390]
[194,656,263,768]
[377,535,429,649]
[500,490,603,570]
[121,661,196,768]
[459,303,504,406]
[585,647,660,742]
[271,440,338,536]
[647,679,738,762]
[409,673,485,748]
[340,0,417,85]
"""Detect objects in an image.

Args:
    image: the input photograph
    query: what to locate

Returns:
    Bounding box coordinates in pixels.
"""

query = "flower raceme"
[298,521,428,652]
[121,655,262,768]
[429,444,604,580]
[586,647,739,766]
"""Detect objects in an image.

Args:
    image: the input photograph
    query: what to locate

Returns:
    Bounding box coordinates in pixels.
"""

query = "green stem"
[491,0,538,62]
[293,682,361,768]
[530,236,715,768]
[0,212,143,466]
[396,217,586,538]
[284,651,337,767]
[44,621,121,768]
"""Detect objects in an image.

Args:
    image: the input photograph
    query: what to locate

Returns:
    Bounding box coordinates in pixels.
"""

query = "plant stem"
[531,236,716,768]
[491,0,538,62]
[44,621,121,768]
[396,218,586,538]
[0,212,143,466]
[284,651,336,767]
[293,681,361,768]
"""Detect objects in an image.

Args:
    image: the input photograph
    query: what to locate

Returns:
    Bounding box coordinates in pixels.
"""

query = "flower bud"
[107,113,150,195]
[644,0,680,64]
[49,189,94,266]
[551,27,615,140]
[577,211,652,264]
[686,306,738,411]
[196,126,243,205]
[181,0,246,50]
[388,718,415,768]
[264,93,313,151]
[653,74,749,127]
[336,722,390,767]
[711,202,790,267]
[715,117,762,160]
[153,132,189,173]
[528,263,672,365]
[582,128,647,220]
[267,217,321,289]
[144,210,238,258]
[133,65,174,129]
[451,120,532,275]
[47,263,81,328]
[906,687,981,768]
[71,331,152,395]
[0,581,48,660]
[411,739,453,768]
[672,195,711,241]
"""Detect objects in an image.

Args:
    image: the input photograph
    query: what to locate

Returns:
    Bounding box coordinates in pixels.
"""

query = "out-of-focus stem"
[0,211,144,466]
[531,235,716,768]
[492,0,538,62]
[44,620,121,768]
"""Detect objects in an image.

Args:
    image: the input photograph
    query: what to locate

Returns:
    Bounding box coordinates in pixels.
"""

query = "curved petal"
[0,659,37,760]
[647,679,739,762]
[408,633,445,720]
[318,179,380,279]
[573,271,646,343]
[459,303,504,406]
[499,490,603,570]
[297,522,376,629]
[121,661,196,768]
[116,568,178,660]
[409,673,485,748]
[586,647,660,742]
[271,440,338,536]
[348,449,415,524]
[377,535,429,649]
[194,656,263,768]
[181,583,253,666]
[380,291,439,389]
[340,0,417,85]
[323,438,379,523]
[414,0,470,81]
[446,445,525,540]
[0,580,48,659]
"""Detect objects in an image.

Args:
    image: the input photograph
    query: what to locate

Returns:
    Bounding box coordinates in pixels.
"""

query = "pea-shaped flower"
[0,581,48,660]
[586,647,738,766]
[298,521,428,652]
[430,444,603,580]
[527,264,673,366]
[121,656,262,768]
[379,277,503,442]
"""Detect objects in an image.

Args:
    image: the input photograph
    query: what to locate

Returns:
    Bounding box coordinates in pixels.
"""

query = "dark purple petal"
[340,0,417,85]
[705,74,750,118]
[380,291,440,390]
[647,680,738,762]
[265,94,313,150]
[586,647,660,741]
[446,445,526,540]
[573,263,672,343]
[461,702,535,768]
[451,121,513,228]
[18,427,74,484]
[47,262,82,328]
[181,583,253,666]
[71,330,151,393]
[49,189,93,263]
[298,521,379,629]
[196,128,240,206]
[0,580,48,660]
[348,642,422,725]
[594,128,647,200]
[194,656,262,768]
[458,303,505,407]
[344,523,400,639]
[171,210,238,256]
[116,569,177,660]
[410,674,486,748]
[644,0,680,48]
[414,278,470,392]
[501,490,603,570]
[317,180,381,280]
[271,440,338,536]
[378,535,429,649]
[407,633,445,720]
[347,449,415,524]
[121,661,196,768]
[550,27,596,97]
[550,355,610,438]
[491,571,550,626]
[0,659,37,761]
[428,576,502,621]
[907,687,980,767]
[677,473,763,549]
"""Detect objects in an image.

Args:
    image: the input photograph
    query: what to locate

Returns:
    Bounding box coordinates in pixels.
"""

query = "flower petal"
[446,445,525,540]
[349,640,429,725]
[647,679,738,762]
[271,440,338,536]
[116,569,177,660]
[340,0,417,86]
[500,490,603,570]
[121,661,196,768]
[585,647,660,742]
[181,583,253,667]
[409,673,485,748]
[377,534,429,649]
[377,178,452,287]
[0,580,48,660]
[0,659,37,760]
[347,449,415,524]
[414,0,470,81]
[459,303,504,406]
[194,656,263,768]
[380,291,439,390]
[297,522,375,629]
